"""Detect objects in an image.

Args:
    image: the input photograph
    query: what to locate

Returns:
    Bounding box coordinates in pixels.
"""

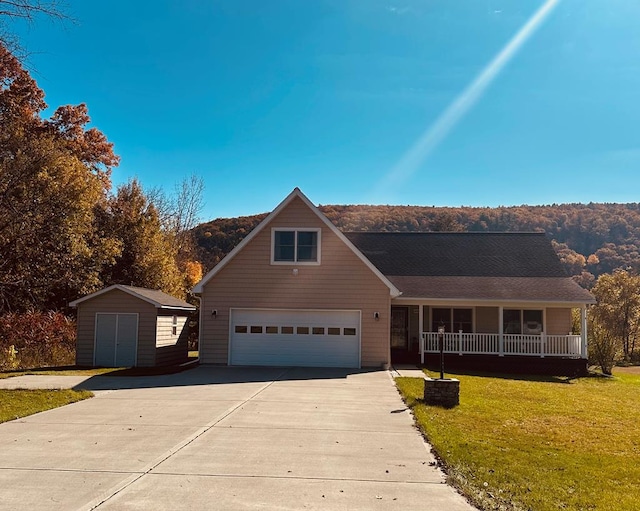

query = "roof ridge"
[344,231,547,235]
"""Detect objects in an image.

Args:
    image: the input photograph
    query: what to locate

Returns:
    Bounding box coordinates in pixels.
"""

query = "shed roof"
[69,285,196,310]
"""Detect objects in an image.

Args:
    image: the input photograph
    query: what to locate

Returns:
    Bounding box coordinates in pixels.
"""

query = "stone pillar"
[423,377,460,408]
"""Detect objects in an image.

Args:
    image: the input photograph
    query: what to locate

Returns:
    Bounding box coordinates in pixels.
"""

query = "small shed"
[70,285,197,367]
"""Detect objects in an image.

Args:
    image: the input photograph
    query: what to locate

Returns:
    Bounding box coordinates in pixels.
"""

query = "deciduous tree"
[590,270,640,364]
[0,43,119,311]
[98,179,185,298]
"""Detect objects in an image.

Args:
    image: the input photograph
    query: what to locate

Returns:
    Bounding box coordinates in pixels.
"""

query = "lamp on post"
[438,323,445,380]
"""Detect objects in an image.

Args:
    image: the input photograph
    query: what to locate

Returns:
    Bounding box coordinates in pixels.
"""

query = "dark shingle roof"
[344,232,567,278]
[344,232,595,303]
[118,285,196,309]
[388,276,596,303]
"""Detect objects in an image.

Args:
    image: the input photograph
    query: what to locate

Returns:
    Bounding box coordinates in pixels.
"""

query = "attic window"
[272,228,320,264]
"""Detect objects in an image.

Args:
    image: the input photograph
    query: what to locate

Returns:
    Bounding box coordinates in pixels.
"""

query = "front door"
[391,307,408,348]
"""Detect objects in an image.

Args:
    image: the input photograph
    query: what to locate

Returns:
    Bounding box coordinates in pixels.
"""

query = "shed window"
[172,315,178,336]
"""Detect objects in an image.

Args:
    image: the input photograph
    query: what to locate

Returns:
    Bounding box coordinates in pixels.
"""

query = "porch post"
[419,305,424,365]
[581,305,588,359]
[498,306,504,356]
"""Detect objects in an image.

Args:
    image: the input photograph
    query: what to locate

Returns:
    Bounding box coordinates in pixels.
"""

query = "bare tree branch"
[0,1,73,54]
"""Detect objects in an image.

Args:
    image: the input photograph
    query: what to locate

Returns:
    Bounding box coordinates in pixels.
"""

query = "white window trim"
[271,228,321,265]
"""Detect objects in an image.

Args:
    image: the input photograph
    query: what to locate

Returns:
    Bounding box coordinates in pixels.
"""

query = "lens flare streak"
[372,0,560,199]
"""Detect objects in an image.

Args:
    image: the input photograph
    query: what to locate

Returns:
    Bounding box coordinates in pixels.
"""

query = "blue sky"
[13,0,640,221]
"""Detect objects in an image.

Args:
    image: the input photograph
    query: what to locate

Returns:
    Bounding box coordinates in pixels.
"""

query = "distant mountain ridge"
[193,202,640,288]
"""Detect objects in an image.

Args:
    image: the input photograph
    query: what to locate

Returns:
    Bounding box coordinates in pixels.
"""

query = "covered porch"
[390,301,588,367]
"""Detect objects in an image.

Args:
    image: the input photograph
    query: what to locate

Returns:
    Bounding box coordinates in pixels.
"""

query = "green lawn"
[395,369,640,511]
[0,389,93,423]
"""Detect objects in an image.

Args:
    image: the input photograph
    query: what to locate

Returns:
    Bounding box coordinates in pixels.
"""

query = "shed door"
[230,309,360,368]
[94,313,138,367]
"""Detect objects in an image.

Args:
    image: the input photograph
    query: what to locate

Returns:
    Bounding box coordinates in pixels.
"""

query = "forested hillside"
[194,202,640,288]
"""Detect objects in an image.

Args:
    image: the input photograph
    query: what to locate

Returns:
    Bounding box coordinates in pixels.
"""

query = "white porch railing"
[420,331,583,362]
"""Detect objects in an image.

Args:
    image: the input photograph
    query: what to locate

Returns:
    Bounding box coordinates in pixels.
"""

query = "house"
[70,285,196,367]
[193,188,595,374]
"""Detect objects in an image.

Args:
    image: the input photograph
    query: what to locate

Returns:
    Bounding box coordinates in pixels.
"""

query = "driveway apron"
[0,367,474,510]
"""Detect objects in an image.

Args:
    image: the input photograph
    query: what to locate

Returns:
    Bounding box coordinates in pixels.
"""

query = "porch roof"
[387,276,596,304]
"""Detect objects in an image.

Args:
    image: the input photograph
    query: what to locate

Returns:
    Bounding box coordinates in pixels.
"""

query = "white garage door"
[230,309,360,368]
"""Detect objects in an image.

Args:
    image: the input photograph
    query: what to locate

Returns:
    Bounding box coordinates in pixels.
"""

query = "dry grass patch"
[0,366,122,379]
[395,371,640,511]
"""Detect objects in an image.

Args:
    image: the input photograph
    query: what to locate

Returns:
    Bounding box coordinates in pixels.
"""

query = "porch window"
[504,309,543,334]
[431,308,473,333]
[272,229,320,264]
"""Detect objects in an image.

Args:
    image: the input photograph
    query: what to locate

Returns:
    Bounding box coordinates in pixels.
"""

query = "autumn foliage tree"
[97,179,185,298]
[0,42,119,311]
[589,270,640,371]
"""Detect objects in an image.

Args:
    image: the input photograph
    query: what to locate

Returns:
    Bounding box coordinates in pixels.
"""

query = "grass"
[0,366,123,379]
[0,389,93,423]
[395,369,640,511]
[1,355,200,379]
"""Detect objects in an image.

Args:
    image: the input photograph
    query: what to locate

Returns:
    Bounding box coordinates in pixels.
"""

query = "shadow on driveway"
[73,365,384,392]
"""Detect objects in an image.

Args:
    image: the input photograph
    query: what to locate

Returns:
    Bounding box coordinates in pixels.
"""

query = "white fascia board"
[292,190,402,298]
[193,188,305,294]
[392,297,594,308]
[192,187,402,298]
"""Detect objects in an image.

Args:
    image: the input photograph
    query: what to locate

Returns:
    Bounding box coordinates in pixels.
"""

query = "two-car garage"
[229,309,361,368]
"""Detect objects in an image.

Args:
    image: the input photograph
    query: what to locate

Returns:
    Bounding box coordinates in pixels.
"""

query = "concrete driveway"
[0,366,474,511]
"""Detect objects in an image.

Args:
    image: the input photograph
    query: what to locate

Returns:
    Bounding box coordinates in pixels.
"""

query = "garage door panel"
[230,309,360,368]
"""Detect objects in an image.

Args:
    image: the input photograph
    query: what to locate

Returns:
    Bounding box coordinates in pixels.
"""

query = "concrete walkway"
[0,366,474,511]
[391,365,428,379]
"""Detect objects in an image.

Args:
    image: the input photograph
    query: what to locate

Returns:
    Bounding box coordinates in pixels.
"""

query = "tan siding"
[476,307,499,333]
[200,196,391,367]
[546,308,572,335]
[154,315,189,366]
[156,316,187,347]
[75,289,157,367]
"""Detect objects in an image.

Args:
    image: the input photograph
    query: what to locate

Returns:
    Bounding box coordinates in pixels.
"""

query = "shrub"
[0,311,76,370]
